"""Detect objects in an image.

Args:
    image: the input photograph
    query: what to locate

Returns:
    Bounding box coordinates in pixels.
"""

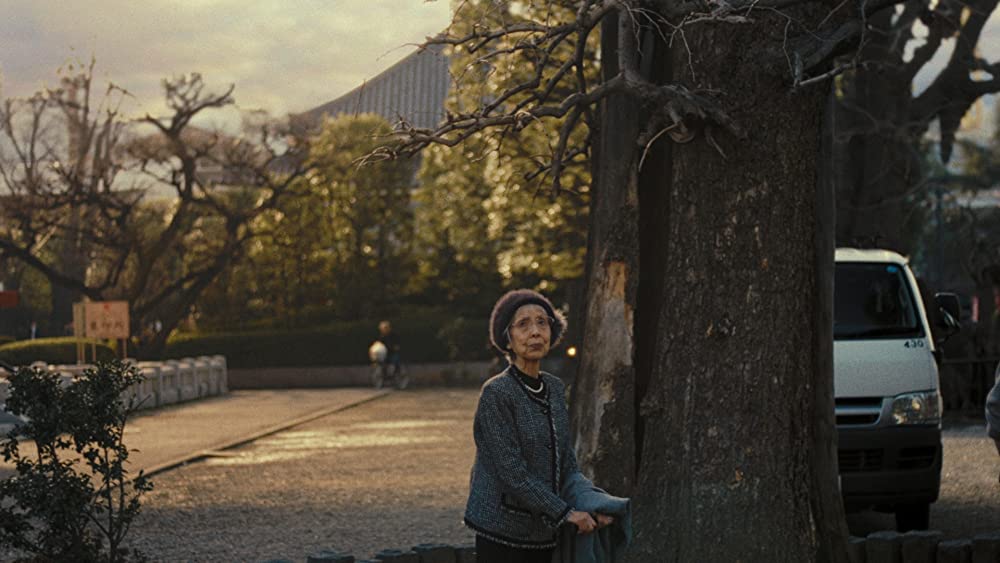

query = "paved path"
[126,388,479,562]
[846,422,1000,536]
[125,388,1000,561]
[0,388,387,478]
[4,387,997,561]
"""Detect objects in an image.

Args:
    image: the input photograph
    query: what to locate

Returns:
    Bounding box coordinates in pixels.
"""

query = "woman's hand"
[595,513,615,528]
[567,510,597,534]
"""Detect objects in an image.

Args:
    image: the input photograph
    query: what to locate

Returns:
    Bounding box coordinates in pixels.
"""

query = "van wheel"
[894,503,930,532]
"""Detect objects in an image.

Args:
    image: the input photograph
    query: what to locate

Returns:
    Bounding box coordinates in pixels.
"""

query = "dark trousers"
[475,535,554,563]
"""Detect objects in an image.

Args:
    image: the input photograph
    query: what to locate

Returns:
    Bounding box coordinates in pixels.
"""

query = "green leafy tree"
[411,0,593,312]
[195,113,416,328]
[0,360,152,562]
[194,174,341,330]
[305,114,415,318]
[412,140,503,312]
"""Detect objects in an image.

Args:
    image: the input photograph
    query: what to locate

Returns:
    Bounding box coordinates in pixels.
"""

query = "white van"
[834,248,957,531]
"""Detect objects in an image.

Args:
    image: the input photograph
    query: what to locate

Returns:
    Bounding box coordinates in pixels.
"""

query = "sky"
[1,1,1000,134]
[0,0,453,121]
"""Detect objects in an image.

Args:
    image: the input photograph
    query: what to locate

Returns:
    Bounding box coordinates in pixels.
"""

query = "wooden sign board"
[0,291,18,309]
[83,301,130,339]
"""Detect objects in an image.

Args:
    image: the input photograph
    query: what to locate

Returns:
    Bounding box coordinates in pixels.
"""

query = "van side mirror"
[934,292,961,322]
[933,292,961,345]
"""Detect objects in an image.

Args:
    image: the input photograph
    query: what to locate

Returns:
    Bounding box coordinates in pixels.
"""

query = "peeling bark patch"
[607,261,627,299]
[573,256,638,493]
[577,363,636,495]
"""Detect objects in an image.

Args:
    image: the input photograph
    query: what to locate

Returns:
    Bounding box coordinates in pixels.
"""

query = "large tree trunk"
[570,13,641,496]
[617,11,849,562]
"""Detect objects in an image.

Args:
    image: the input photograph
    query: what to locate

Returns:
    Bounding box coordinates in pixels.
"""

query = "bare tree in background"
[833,0,1000,254]
[0,61,309,354]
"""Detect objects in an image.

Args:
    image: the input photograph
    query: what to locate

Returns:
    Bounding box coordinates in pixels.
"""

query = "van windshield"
[834,262,923,340]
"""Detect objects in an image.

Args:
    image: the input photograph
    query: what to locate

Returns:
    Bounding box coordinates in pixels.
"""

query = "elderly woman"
[464,289,613,563]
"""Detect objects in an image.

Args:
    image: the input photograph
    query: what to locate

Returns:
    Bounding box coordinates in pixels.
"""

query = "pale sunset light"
[0,0,453,118]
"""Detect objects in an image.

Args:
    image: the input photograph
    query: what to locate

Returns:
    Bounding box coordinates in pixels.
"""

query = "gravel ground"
[21,388,997,562]
[126,389,479,562]
[845,420,1000,537]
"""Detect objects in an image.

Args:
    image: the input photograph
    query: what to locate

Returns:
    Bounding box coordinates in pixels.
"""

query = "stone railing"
[0,356,228,412]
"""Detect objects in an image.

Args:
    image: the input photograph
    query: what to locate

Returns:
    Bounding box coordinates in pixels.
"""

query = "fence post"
[306,550,355,563]
[938,539,973,563]
[972,534,1000,563]
[159,361,180,404]
[133,363,158,410]
[848,536,867,563]
[866,531,902,563]
[213,354,228,393]
[374,549,420,563]
[901,530,943,563]
[412,543,456,563]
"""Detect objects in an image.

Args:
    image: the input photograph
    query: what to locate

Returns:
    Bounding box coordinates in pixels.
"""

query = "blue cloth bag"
[554,472,632,563]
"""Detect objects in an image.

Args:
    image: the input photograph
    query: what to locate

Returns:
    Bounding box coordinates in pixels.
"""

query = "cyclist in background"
[376,320,402,377]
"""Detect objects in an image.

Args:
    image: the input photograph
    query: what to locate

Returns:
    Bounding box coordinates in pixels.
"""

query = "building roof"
[295,43,450,132]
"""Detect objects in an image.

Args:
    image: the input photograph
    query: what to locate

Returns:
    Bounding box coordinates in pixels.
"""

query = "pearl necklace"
[526,380,545,394]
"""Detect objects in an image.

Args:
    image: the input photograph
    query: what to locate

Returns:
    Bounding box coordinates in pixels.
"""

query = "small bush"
[164,314,493,368]
[0,360,152,562]
[0,337,116,366]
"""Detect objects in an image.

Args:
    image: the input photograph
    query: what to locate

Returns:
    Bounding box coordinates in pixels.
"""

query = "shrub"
[0,338,116,367]
[0,360,152,562]
[164,314,493,368]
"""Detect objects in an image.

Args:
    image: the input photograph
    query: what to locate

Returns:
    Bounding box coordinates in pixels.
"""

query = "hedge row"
[164,315,494,369]
[0,337,117,366]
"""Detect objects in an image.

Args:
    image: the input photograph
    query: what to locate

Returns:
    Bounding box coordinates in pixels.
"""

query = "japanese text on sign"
[84,301,130,339]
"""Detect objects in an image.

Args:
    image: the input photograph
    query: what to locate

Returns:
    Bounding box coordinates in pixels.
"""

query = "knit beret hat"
[489,289,567,354]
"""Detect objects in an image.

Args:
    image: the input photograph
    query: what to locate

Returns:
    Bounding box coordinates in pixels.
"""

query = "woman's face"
[507,304,552,361]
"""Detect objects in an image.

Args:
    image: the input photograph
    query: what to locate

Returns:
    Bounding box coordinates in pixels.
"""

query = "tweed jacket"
[464,367,579,549]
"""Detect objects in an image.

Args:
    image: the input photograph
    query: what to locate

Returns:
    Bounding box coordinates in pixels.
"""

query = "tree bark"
[570,12,641,496]
[620,11,849,562]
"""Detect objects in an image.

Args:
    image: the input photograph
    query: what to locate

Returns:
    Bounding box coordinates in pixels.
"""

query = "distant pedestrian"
[464,289,628,563]
[375,320,401,376]
[29,321,37,340]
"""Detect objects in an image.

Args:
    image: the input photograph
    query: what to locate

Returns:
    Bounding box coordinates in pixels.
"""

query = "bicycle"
[368,341,409,390]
